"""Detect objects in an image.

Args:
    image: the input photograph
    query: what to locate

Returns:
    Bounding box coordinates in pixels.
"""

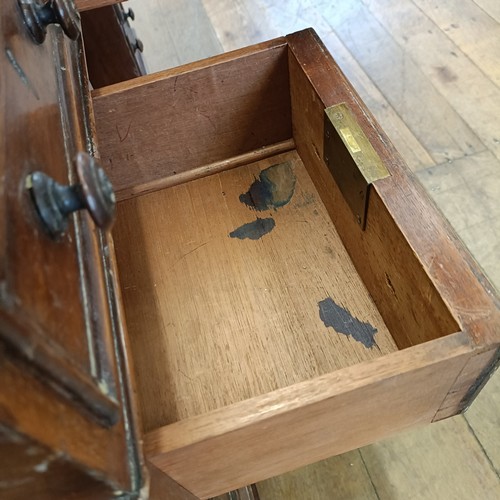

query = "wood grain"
[315,27,435,173]
[148,461,199,500]
[465,368,500,473]
[132,2,500,496]
[0,7,125,425]
[0,353,130,495]
[202,0,487,165]
[434,348,499,420]
[286,28,500,410]
[416,150,500,232]
[201,0,438,175]
[113,150,398,431]
[413,0,500,87]
[360,416,500,499]
[106,29,499,496]
[201,0,269,51]
[286,31,459,348]
[0,426,114,500]
[2,1,90,380]
[145,333,471,498]
[113,138,295,201]
[363,0,500,161]
[1,3,143,496]
[92,39,292,198]
[255,450,378,500]
[459,217,500,294]
[321,0,484,165]
[76,0,125,11]
[474,0,500,23]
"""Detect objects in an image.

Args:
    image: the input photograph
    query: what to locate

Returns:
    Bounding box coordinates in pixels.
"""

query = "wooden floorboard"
[360,417,500,499]
[126,0,222,71]
[255,451,380,500]
[315,27,435,173]
[473,0,500,24]
[120,0,500,497]
[413,0,500,87]
[416,151,500,233]
[363,0,500,161]
[322,0,486,165]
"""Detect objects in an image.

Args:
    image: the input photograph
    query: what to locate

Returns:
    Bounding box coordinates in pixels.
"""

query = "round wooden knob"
[18,0,80,44]
[124,8,135,21]
[75,152,116,230]
[135,38,144,53]
[28,152,116,238]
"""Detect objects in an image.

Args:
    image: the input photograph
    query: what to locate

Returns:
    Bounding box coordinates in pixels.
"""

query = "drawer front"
[0,2,117,423]
[0,425,116,499]
[81,4,146,88]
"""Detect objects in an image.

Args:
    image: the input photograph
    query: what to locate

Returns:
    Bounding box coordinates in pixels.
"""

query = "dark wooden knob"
[18,0,80,44]
[28,152,116,238]
[124,8,135,21]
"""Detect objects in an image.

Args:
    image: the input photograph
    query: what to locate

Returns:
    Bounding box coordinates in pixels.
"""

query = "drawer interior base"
[113,150,398,432]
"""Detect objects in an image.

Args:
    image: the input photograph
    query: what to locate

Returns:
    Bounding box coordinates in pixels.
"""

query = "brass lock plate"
[324,103,390,229]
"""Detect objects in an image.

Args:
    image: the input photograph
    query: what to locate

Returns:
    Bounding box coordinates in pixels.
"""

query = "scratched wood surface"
[92,39,292,199]
[113,150,398,431]
[126,0,500,497]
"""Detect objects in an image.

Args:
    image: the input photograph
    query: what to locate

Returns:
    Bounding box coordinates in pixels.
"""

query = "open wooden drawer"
[91,30,500,498]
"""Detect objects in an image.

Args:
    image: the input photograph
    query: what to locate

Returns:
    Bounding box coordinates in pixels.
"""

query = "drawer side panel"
[286,28,500,420]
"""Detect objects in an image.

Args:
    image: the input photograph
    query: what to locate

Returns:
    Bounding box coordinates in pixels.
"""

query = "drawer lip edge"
[91,36,289,99]
[143,330,471,456]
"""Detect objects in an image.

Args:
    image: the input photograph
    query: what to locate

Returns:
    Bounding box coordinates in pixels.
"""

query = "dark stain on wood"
[434,65,458,83]
[240,162,296,211]
[229,218,276,240]
[231,162,295,240]
[318,297,378,348]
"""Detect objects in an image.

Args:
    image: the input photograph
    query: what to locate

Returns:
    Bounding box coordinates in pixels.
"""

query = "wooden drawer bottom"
[114,148,401,431]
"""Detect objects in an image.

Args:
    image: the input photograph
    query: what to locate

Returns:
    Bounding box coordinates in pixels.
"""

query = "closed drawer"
[92,30,500,498]
[0,1,142,496]
[81,3,146,88]
[1,0,119,418]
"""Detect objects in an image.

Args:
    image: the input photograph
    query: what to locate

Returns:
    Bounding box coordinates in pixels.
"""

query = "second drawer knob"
[28,152,116,238]
[18,0,81,44]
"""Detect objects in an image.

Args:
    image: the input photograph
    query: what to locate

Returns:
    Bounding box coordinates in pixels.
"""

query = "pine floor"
[125,0,500,498]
